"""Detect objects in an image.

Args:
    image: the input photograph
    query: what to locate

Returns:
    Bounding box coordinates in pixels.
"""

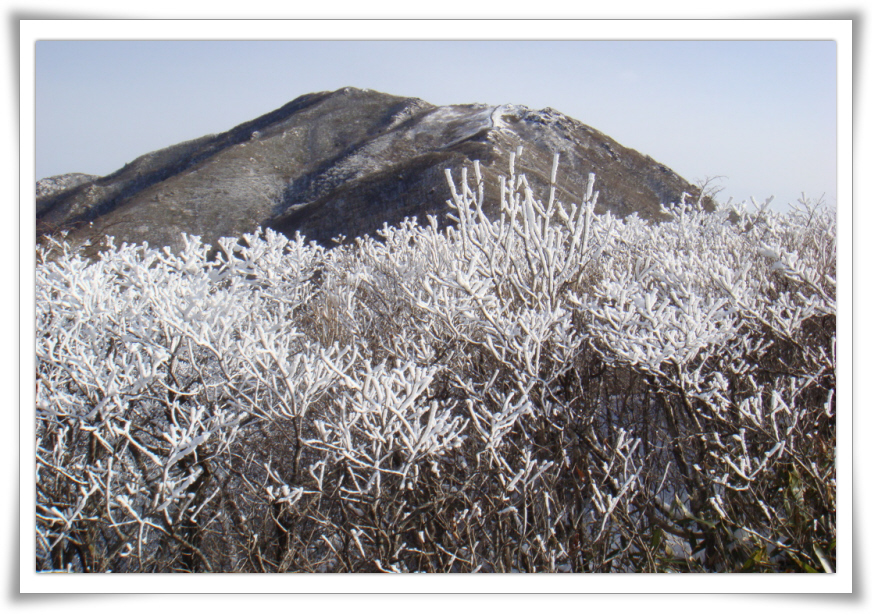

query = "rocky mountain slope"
[36,87,711,252]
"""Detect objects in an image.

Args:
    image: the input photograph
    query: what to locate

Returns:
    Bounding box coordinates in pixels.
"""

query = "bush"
[35,148,835,572]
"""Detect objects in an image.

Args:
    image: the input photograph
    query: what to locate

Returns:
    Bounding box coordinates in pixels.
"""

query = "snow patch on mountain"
[37,173,99,200]
[490,104,528,130]
[412,104,500,148]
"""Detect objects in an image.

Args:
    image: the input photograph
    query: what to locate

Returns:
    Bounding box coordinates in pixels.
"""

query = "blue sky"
[35,40,837,211]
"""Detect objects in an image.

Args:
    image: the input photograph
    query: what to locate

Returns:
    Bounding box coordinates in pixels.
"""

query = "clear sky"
[35,40,837,211]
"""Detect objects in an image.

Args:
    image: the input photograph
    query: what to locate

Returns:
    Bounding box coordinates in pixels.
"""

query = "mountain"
[36,87,711,253]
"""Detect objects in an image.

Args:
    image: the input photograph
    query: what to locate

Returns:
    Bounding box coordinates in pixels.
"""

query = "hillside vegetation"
[35,149,836,573]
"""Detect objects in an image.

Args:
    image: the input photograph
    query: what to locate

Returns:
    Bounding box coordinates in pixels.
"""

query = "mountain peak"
[37,88,709,253]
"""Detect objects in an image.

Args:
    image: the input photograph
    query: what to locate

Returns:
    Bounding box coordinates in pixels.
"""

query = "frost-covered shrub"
[35,149,835,573]
[579,194,835,571]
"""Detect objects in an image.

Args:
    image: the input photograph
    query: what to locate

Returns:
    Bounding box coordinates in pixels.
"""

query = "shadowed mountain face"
[36,87,711,252]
